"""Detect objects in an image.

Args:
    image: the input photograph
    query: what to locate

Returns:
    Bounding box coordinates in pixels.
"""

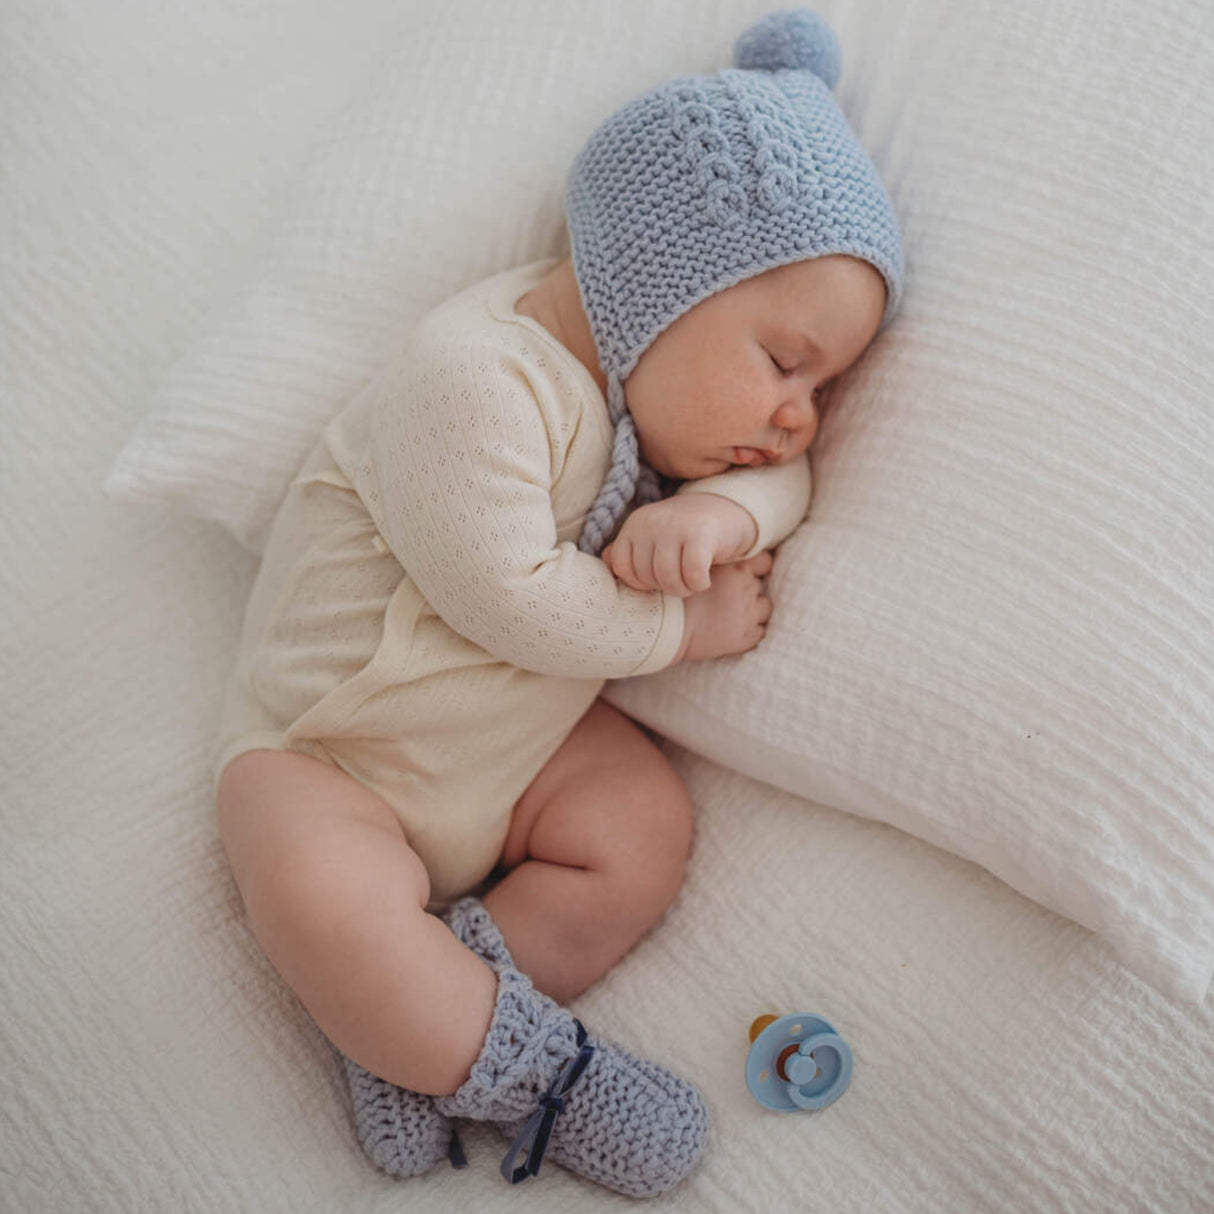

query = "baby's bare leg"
[216,749,496,1096]
[484,698,694,1004]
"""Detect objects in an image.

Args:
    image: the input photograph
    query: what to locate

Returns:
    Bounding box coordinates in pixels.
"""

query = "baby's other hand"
[600,495,757,597]
[673,551,774,664]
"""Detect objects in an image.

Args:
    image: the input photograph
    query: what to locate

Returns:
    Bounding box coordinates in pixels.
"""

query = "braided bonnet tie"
[576,375,665,557]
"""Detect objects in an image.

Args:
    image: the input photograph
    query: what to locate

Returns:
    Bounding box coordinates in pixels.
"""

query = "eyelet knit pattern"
[567,7,905,556]
[435,964,710,1198]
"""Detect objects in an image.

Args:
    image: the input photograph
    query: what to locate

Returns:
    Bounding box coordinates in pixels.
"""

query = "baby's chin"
[693,453,737,477]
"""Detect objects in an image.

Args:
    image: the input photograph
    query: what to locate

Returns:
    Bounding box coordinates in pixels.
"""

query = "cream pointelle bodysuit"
[213,257,811,902]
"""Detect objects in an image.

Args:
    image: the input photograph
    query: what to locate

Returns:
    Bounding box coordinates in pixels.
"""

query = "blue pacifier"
[745,1013,853,1112]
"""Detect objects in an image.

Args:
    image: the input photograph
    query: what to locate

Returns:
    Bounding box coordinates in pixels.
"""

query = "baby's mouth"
[733,447,770,467]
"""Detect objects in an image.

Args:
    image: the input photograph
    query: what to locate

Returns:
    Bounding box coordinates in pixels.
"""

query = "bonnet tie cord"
[499,1020,596,1184]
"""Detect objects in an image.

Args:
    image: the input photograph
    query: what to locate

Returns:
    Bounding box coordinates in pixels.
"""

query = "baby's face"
[624,255,887,480]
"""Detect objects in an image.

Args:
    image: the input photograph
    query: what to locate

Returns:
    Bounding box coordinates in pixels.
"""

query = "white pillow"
[106,0,1214,1001]
[610,0,1214,1002]
[103,0,729,552]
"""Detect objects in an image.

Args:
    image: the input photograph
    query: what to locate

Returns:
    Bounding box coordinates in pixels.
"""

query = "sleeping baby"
[212,7,903,1199]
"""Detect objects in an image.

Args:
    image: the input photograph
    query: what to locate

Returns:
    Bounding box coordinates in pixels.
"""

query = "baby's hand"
[601,494,759,597]
[673,551,774,664]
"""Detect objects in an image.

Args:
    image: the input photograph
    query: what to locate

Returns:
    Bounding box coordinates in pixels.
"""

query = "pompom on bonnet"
[566,7,905,556]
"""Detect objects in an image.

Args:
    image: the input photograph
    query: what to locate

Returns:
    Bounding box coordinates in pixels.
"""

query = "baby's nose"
[775,396,818,434]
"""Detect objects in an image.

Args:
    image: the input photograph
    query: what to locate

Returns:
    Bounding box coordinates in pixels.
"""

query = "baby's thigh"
[217,749,432,915]
[499,698,694,885]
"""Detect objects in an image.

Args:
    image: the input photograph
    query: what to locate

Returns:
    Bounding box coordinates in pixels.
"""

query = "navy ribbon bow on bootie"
[500,1019,596,1184]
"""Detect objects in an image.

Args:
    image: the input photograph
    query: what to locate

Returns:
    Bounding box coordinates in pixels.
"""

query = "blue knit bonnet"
[567,7,905,556]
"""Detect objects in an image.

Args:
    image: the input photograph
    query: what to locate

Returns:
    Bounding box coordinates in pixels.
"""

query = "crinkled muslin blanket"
[4,0,1212,1210]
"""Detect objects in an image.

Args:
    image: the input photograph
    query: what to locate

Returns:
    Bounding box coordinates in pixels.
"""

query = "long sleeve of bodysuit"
[357,332,811,681]
[358,335,683,680]
[674,453,812,557]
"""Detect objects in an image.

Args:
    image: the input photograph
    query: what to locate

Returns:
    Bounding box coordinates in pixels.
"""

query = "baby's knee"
[646,765,695,870]
[608,760,694,917]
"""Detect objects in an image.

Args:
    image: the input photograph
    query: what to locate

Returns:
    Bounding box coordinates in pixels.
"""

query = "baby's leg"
[216,749,496,1096]
[484,698,694,1004]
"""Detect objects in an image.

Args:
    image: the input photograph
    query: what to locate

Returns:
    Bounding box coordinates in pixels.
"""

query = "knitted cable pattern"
[667,77,749,227]
[567,7,905,556]
[720,67,801,213]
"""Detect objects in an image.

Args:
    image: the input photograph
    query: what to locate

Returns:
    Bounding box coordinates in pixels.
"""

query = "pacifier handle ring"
[784,1031,851,1111]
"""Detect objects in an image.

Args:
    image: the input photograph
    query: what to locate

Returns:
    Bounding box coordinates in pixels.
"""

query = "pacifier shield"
[745,1013,853,1112]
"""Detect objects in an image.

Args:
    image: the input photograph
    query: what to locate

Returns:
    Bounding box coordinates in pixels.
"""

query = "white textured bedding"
[3,1,1212,1211]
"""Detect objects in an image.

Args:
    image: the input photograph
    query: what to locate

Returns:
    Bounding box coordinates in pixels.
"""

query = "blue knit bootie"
[434,961,710,1198]
[342,1053,458,1177]
[443,895,517,970]
[341,897,515,1177]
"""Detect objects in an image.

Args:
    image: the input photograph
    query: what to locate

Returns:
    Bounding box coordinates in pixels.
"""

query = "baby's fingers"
[655,540,711,597]
[631,538,658,591]
[743,550,775,577]
[681,538,714,595]
[651,543,689,597]
[607,537,657,592]
[604,539,636,588]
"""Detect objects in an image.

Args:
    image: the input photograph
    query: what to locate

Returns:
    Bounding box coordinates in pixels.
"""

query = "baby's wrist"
[672,594,701,665]
[696,493,759,560]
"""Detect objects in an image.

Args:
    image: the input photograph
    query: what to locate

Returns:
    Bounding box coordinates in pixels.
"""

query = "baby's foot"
[339,897,511,1177]
[435,964,709,1198]
[343,1054,463,1176]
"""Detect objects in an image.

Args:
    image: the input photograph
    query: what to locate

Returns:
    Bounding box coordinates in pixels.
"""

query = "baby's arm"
[602,455,812,597]
[675,454,812,557]
[360,337,685,681]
